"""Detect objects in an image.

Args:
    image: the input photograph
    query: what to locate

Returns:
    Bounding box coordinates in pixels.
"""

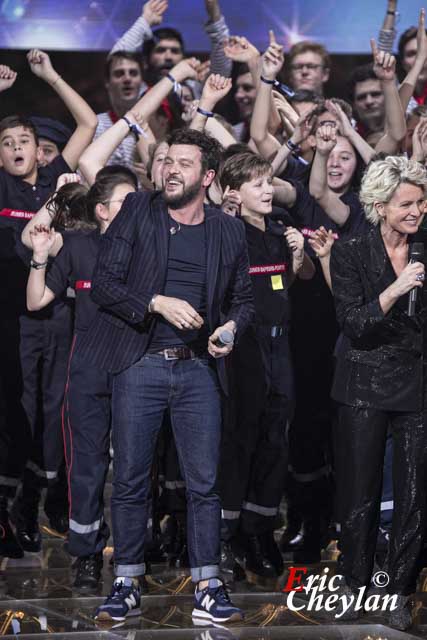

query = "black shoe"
[220,541,246,581]
[0,499,24,559]
[245,535,277,579]
[258,531,284,576]
[48,512,69,535]
[11,492,41,553]
[387,595,412,631]
[73,552,103,590]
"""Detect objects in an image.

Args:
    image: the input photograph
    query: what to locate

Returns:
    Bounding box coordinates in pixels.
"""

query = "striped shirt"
[94,112,137,169]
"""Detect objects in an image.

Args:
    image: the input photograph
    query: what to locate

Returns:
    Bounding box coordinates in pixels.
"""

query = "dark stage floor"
[1,506,427,639]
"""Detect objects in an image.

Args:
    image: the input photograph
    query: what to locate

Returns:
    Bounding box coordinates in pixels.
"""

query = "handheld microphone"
[408,242,424,317]
[214,329,235,348]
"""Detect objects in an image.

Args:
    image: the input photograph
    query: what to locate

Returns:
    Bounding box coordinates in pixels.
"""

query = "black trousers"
[219,329,293,537]
[0,305,72,497]
[64,336,111,557]
[335,404,427,595]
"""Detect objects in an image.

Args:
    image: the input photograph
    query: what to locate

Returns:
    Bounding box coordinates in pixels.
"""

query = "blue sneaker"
[192,578,243,623]
[95,577,141,621]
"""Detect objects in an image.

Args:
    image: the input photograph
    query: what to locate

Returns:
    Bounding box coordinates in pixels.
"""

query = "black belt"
[156,347,197,360]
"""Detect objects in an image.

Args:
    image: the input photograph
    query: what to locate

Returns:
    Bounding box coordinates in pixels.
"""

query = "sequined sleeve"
[330,240,385,341]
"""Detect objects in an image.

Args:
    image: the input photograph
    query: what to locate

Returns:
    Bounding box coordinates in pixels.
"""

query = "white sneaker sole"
[191,608,243,623]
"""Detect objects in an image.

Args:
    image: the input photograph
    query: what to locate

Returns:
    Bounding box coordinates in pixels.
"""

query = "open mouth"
[14,156,25,167]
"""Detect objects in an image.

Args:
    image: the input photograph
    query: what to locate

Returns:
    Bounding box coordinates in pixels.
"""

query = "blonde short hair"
[359,155,427,225]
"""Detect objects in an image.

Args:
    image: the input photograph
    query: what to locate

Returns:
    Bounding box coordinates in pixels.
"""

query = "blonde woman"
[330,155,427,630]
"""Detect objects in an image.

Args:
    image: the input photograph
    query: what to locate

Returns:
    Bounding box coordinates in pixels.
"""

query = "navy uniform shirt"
[0,155,71,311]
[46,229,101,333]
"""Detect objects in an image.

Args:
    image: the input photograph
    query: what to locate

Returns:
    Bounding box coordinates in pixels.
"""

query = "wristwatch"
[30,258,48,270]
[122,116,145,141]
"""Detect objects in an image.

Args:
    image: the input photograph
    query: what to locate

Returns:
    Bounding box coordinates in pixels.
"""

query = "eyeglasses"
[154,45,182,55]
[290,63,324,71]
[355,90,383,102]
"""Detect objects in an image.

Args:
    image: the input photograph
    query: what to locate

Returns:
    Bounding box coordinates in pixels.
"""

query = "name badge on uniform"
[271,274,284,290]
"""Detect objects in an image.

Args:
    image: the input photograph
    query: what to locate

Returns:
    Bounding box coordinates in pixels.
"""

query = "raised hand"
[56,173,81,192]
[261,30,284,81]
[416,8,427,67]
[29,224,56,259]
[27,49,59,84]
[142,0,168,26]
[315,123,337,156]
[181,99,199,123]
[222,186,241,217]
[200,74,232,109]
[284,226,304,256]
[0,65,17,93]
[205,0,221,23]
[371,38,396,83]
[412,117,427,161]
[325,99,353,138]
[308,226,335,258]
[292,105,317,144]
[224,35,260,63]
[173,57,204,83]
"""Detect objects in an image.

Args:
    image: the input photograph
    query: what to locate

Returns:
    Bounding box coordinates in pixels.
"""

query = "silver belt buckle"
[163,349,179,360]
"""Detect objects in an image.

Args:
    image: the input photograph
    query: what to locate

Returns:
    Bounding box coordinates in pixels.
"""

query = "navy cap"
[30,116,72,150]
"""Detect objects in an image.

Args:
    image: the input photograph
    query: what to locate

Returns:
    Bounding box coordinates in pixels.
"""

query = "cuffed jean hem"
[115,562,145,577]
[191,564,220,582]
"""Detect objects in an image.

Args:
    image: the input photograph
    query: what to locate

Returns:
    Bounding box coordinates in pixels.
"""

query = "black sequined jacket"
[330,225,425,412]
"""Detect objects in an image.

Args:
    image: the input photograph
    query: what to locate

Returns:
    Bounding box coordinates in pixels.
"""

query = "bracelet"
[30,258,48,270]
[197,106,214,118]
[167,72,182,96]
[121,116,146,141]
[50,75,62,87]
[148,294,158,314]
[387,9,396,15]
[286,138,301,153]
[260,75,275,85]
[260,75,295,98]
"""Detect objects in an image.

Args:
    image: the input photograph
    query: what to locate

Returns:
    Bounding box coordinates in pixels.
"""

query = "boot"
[387,595,412,631]
[244,535,277,580]
[258,531,284,576]
[0,497,23,558]
[73,552,103,590]
[11,485,42,553]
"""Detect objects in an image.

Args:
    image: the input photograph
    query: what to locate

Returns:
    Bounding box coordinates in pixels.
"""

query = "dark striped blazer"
[75,190,254,393]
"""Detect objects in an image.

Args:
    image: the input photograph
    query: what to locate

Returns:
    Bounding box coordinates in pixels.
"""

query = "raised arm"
[27,50,97,171]
[21,173,80,253]
[326,99,375,165]
[271,106,315,175]
[369,40,406,153]
[204,0,232,77]
[0,64,17,94]
[377,0,398,52]
[309,124,351,226]
[189,73,232,131]
[411,117,427,165]
[26,225,57,311]
[249,31,283,158]
[79,58,203,184]
[110,0,168,54]
[399,9,427,112]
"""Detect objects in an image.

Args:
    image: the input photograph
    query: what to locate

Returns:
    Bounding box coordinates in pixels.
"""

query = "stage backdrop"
[0,0,423,52]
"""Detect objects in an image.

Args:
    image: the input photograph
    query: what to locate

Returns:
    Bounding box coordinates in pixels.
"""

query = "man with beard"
[77,128,254,624]
[349,64,386,145]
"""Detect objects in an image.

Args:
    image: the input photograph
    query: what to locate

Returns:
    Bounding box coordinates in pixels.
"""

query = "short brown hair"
[0,115,38,144]
[219,153,272,192]
[288,41,331,70]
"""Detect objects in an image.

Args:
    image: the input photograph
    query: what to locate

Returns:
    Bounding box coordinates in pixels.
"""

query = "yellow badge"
[271,274,284,290]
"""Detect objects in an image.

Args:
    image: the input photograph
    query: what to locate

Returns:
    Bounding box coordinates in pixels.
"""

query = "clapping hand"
[308,226,335,258]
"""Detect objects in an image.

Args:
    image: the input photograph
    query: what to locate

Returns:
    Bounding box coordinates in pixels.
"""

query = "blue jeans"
[111,354,222,582]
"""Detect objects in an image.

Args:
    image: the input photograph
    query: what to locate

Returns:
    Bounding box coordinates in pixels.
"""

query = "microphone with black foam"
[408,242,424,317]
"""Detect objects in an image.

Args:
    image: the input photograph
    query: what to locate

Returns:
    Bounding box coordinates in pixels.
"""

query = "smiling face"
[235,72,257,121]
[162,144,214,209]
[378,182,425,235]
[0,125,39,180]
[326,136,357,194]
[239,170,274,217]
